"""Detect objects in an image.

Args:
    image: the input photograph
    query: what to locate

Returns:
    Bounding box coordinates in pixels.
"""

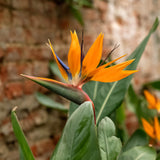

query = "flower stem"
[79,88,96,124]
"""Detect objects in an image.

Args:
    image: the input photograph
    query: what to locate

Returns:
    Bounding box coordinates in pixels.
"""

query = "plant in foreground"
[11,18,159,160]
[22,31,137,123]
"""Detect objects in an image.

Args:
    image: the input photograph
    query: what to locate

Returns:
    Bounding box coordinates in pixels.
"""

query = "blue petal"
[55,52,69,70]
[55,52,72,80]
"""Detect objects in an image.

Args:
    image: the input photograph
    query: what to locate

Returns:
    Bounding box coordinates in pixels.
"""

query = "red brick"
[30,14,52,28]
[0,7,11,25]
[27,46,52,61]
[5,45,23,61]
[83,8,99,21]
[4,82,24,99]
[125,110,139,135]
[12,0,29,9]
[32,61,49,77]
[11,10,31,27]
[30,0,44,13]
[0,80,4,101]
[25,27,54,45]
[3,62,33,81]
[0,26,10,43]
[24,80,38,94]
[0,65,8,82]
[0,47,4,59]
[9,27,26,43]
[31,138,56,157]
[44,1,56,14]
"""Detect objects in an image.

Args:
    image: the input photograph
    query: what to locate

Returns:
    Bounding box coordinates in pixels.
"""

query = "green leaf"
[74,0,93,7]
[115,104,128,143]
[98,117,122,160]
[19,147,26,160]
[116,103,126,125]
[70,5,84,26]
[122,129,149,152]
[125,85,141,113]
[36,92,68,112]
[118,146,156,160]
[11,107,35,160]
[69,18,159,124]
[126,85,157,121]
[156,153,160,160]
[49,62,64,82]
[144,80,160,90]
[51,101,101,160]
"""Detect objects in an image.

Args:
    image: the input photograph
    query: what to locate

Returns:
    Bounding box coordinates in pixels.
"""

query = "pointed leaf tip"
[12,106,18,112]
[150,17,159,33]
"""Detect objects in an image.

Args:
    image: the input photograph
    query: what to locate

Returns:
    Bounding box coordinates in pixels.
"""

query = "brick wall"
[0,0,160,159]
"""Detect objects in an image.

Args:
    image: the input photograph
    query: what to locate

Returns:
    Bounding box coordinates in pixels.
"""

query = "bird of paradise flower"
[22,31,137,123]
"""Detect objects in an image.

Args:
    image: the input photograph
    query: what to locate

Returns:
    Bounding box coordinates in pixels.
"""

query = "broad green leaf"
[51,101,101,160]
[118,146,156,160]
[144,80,160,90]
[98,117,122,160]
[11,108,35,160]
[36,92,68,112]
[122,129,149,152]
[69,18,159,124]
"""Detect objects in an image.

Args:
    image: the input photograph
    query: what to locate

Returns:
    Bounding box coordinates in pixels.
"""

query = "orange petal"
[68,31,81,77]
[156,101,160,113]
[141,118,155,139]
[82,33,104,75]
[144,90,156,109]
[48,40,68,81]
[91,59,137,82]
[154,117,160,141]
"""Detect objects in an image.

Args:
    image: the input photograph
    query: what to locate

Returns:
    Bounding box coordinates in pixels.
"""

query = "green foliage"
[50,62,64,82]
[50,102,101,160]
[118,146,156,160]
[98,117,122,160]
[122,129,149,152]
[36,92,68,112]
[125,84,157,121]
[11,108,35,160]
[11,104,157,160]
[115,104,129,143]
[143,80,160,90]
[54,0,93,25]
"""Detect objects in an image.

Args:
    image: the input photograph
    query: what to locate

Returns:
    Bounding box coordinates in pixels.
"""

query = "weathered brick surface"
[0,0,160,159]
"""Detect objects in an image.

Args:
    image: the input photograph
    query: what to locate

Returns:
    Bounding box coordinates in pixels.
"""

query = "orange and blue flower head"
[23,31,137,88]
